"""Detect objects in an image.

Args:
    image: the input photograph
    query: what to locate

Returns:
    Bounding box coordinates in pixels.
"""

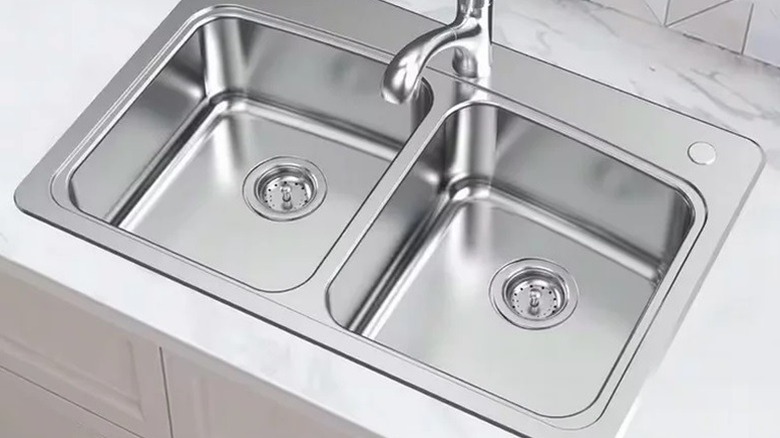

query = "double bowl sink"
[16,1,763,437]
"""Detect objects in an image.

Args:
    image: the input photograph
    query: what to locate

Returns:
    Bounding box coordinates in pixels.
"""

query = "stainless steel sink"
[67,17,431,292]
[16,2,763,437]
[329,104,696,418]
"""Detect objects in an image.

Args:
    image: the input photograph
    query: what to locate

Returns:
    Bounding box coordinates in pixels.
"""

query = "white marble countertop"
[1,0,779,436]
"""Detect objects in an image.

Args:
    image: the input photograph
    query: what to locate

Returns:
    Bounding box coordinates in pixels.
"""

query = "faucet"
[381,0,493,104]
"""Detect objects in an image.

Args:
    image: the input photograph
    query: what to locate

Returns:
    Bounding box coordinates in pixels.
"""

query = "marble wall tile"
[588,0,780,68]
[667,0,728,24]
[744,1,780,66]
[645,0,671,22]
[670,0,753,51]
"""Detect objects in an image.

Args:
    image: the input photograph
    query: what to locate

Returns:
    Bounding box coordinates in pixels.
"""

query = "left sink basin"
[63,17,431,292]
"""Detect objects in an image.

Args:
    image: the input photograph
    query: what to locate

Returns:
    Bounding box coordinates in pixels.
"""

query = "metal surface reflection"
[15,3,763,437]
[329,105,694,417]
[68,18,432,292]
[382,0,493,104]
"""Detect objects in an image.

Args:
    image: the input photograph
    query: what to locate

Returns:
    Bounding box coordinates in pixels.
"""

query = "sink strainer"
[489,259,578,330]
[243,157,326,222]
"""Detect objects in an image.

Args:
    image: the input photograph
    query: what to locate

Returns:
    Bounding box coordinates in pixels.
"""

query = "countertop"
[1,0,779,436]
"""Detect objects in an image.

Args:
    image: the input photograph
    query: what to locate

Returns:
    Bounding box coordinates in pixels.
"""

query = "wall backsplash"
[588,0,780,67]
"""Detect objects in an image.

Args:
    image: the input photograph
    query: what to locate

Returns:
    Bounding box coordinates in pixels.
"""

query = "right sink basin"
[329,104,696,418]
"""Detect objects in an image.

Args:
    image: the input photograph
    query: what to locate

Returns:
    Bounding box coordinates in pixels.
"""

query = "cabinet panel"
[0,272,171,438]
[164,353,376,438]
[0,365,139,438]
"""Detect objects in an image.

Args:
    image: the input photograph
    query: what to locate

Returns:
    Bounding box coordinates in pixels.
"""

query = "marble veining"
[390,0,780,141]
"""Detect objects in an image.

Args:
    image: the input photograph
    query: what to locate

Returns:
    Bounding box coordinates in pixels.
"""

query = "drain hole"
[489,259,579,330]
[505,271,566,321]
[242,157,326,222]
[260,175,313,212]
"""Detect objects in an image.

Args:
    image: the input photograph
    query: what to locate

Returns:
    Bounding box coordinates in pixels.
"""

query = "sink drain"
[490,259,578,330]
[243,157,326,222]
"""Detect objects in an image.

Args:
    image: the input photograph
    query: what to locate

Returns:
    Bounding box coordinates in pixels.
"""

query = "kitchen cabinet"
[0,272,171,438]
[0,364,140,438]
[0,268,371,438]
[164,352,373,438]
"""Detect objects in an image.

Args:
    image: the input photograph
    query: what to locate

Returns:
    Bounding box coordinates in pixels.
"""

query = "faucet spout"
[381,0,493,104]
[381,27,461,104]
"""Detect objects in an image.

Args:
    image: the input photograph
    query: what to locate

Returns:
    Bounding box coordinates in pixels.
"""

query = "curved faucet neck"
[381,0,493,104]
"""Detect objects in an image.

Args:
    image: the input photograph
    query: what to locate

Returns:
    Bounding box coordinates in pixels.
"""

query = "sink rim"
[14,2,764,437]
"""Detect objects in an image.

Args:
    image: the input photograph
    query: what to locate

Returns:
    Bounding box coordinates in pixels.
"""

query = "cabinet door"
[0,271,171,438]
[164,352,376,438]
[0,365,139,438]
